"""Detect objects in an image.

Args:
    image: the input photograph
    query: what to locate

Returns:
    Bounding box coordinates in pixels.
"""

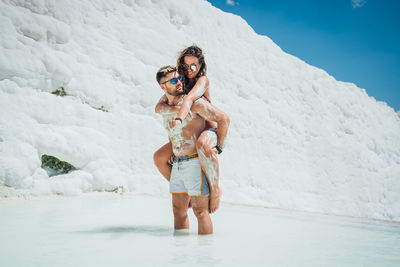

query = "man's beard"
[168,90,184,96]
[167,86,184,96]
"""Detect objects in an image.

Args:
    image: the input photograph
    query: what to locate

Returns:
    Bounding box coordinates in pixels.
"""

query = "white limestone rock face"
[0,0,399,221]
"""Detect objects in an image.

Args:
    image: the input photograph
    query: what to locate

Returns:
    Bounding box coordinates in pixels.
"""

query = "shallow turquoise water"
[0,194,399,266]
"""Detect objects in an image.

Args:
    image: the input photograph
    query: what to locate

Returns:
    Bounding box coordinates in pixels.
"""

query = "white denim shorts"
[170,154,210,196]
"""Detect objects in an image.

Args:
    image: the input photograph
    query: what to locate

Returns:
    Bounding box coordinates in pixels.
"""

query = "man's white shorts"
[170,154,210,196]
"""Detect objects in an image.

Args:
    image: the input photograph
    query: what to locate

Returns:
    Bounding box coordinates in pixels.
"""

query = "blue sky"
[207,0,400,112]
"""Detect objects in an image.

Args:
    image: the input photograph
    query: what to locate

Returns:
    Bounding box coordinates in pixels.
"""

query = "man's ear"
[160,84,167,93]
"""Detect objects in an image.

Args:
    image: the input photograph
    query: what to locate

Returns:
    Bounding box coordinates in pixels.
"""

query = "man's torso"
[163,101,205,156]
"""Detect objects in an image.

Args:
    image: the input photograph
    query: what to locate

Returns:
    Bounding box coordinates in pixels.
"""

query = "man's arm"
[191,98,230,149]
[155,94,180,114]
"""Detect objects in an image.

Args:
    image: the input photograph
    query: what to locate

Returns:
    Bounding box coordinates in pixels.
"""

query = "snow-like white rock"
[0,0,399,221]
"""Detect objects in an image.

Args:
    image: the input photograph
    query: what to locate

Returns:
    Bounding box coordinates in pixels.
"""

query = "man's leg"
[153,142,173,181]
[191,196,213,235]
[172,193,190,230]
[196,130,221,214]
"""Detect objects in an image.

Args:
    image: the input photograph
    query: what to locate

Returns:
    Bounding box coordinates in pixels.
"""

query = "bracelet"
[215,145,223,154]
[175,117,183,123]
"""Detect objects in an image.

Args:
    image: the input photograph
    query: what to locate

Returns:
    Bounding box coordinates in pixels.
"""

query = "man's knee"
[192,204,209,219]
[173,201,188,218]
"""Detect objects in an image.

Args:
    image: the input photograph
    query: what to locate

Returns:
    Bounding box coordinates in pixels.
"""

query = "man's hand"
[168,118,182,128]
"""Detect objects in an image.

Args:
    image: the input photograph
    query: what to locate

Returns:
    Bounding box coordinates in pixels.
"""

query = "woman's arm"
[155,94,180,114]
[176,76,209,120]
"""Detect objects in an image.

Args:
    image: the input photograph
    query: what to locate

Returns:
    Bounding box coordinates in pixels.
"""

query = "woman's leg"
[153,142,174,181]
[196,130,221,214]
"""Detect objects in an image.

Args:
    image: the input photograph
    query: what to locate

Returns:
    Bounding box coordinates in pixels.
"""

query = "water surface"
[1,194,399,266]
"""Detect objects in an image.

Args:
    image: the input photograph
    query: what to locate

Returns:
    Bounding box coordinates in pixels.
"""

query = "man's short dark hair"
[156,65,177,84]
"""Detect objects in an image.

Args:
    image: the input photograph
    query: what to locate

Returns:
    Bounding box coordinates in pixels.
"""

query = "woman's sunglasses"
[181,63,198,72]
[162,76,183,85]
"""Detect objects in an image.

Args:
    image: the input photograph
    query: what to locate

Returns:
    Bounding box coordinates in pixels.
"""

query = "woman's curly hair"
[177,45,207,93]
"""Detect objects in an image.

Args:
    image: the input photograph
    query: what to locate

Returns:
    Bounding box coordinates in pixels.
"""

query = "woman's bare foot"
[209,187,221,213]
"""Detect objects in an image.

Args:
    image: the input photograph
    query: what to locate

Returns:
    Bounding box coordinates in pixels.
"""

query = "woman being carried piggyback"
[154,45,229,213]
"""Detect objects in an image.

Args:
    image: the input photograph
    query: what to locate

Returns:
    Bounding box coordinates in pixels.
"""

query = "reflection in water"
[170,231,220,266]
[195,235,220,266]
[173,229,190,236]
[197,234,214,246]
[76,225,172,237]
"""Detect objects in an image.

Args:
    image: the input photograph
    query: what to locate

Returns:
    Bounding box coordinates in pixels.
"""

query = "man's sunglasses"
[162,76,183,85]
[181,63,198,72]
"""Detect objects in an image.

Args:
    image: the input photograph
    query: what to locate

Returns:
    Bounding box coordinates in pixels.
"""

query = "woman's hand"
[167,155,175,165]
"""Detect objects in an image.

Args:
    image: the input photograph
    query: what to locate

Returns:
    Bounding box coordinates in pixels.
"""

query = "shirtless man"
[156,65,229,234]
